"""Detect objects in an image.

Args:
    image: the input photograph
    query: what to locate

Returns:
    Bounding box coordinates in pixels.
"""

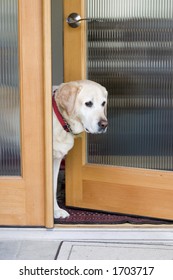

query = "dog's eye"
[102,101,106,106]
[85,101,93,107]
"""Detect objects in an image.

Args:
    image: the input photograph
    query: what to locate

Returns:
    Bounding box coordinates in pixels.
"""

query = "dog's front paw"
[54,208,70,219]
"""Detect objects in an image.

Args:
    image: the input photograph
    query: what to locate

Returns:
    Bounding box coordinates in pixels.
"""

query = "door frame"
[63,0,173,222]
[43,0,53,228]
[0,0,53,228]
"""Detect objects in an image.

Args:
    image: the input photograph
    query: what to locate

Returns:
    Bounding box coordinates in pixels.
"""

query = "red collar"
[52,94,70,133]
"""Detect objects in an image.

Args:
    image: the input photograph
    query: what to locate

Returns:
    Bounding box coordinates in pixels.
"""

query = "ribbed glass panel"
[87,0,173,170]
[0,0,21,175]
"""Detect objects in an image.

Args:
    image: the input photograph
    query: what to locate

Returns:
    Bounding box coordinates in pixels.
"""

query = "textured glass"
[0,0,21,175]
[87,0,173,170]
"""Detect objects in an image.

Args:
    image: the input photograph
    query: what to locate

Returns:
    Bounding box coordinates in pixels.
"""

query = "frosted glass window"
[0,0,21,175]
[87,0,173,170]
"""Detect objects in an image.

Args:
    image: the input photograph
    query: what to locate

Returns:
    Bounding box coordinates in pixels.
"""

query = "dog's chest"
[53,113,74,159]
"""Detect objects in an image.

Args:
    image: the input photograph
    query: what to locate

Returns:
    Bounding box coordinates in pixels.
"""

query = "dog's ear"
[55,84,81,115]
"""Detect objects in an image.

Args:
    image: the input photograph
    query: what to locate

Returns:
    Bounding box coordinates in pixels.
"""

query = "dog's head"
[56,80,108,134]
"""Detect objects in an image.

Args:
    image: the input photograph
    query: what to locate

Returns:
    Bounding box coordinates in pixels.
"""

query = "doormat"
[55,202,173,225]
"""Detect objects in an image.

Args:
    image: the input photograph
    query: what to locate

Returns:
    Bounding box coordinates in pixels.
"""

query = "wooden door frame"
[42,0,53,228]
[64,0,87,214]
[64,0,86,82]
[63,0,173,222]
[20,0,53,227]
[0,0,53,227]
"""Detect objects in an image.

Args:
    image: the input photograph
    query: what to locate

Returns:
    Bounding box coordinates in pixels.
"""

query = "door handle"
[66,13,102,28]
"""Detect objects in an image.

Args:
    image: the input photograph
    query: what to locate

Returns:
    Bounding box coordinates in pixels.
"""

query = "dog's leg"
[53,158,70,219]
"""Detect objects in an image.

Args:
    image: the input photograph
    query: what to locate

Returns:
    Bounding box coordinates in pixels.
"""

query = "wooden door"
[0,0,53,227]
[64,0,173,221]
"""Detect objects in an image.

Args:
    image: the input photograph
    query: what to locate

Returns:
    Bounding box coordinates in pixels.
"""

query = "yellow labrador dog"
[53,80,108,218]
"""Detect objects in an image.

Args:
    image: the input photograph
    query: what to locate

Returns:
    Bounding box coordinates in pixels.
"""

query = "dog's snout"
[98,119,108,129]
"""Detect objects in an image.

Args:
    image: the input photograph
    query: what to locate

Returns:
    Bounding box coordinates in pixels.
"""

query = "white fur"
[53,80,108,218]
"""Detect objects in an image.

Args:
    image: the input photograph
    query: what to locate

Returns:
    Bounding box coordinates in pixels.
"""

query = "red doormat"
[55,202,173,225]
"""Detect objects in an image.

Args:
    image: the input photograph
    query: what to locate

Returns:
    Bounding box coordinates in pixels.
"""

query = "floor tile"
[56,241,173,260]
[0,241,61,260]
[0,241,21,260]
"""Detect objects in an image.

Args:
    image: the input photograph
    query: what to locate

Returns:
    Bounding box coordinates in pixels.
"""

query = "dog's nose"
[98,119,108,129]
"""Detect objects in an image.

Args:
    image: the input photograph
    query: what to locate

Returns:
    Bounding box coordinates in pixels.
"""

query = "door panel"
[0,0,53,226]
[64,0,173,220]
